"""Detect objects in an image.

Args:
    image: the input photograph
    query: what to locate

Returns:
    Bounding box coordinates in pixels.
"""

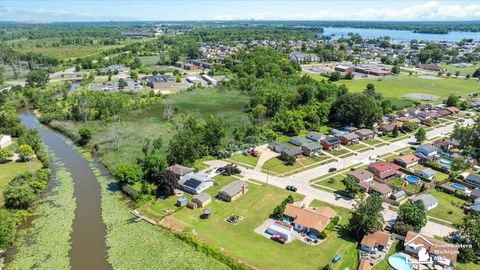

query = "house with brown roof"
[360,230,390,253]
[378,123,396,133]
[283,204,337,238]
[168,164,195,177]
[355,129,375,140]
[368,162,400,180]
[445,106,459,114]
[347,169,374,183]
[404,231,458,267]
[438,109,452,117]
[339,133,360,145]
[357,259,372,270]
[217,180,248,202]
[394,154,420,168]
[359,182,393,198]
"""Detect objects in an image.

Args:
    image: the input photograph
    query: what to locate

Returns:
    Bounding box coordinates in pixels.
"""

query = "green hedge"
[121,184,140,201]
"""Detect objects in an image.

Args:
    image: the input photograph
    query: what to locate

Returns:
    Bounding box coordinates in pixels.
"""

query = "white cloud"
[214,1,480,21]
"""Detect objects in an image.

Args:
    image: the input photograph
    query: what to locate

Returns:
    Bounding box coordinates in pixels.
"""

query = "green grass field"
[50,88,249,170]
[226,154,259,168]
[427,189,467,224]
[440,63,480,75]
[170,181,358,270]
[0,158,42,205]
[310,75,480,99]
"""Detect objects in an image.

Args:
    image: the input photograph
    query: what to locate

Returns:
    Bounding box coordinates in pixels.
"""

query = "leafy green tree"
[347,194,384,239]
[402,121,417,132]
[18,144,34,161]
[451,158,468,172]
[446,94,459,107]
[142,152,167,181]
[391,65,401,74]
[0,209,16,248]
[450,214,480,263]
[0,148,12,161]
[130,70,139,80]
[3,184,36,209]
[392,126,399,138]
[328,71,342,82]
[118,78,127,90]
[395,200,427,234]
[342,176,361,198]
[330,93,383,128]
[415,127,427,144]
[113,163,143,185]
[78,127,92,146]
[0,65,4,85]
[472,67,480,78]
[26,70,49,87]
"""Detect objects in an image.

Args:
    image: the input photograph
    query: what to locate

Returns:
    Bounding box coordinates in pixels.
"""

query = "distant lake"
[322,27,480,42]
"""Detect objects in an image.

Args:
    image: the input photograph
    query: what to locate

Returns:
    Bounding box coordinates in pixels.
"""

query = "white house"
[0,134,12,149]
[411,194,438,211]
[178,173,214,195]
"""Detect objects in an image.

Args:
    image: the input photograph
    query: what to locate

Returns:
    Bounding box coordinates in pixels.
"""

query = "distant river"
[322,27,480,42]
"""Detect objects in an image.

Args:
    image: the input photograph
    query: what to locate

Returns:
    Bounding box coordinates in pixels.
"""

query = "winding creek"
[16,107,111,270]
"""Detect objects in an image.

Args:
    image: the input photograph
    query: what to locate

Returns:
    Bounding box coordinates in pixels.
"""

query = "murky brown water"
[17,107,111,270]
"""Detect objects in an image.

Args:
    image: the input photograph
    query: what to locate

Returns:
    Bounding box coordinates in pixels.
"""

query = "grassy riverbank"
[85,155,230,270]
[7,156,76,270]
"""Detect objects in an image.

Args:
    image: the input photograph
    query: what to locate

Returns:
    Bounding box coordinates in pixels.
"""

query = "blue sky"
[0,1,479,21]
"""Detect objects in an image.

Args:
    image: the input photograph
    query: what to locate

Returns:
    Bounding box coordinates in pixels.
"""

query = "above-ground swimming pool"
[406,175,421,185]
[451,182,466,191]
[388,255,413,270]
[439,158,452,165]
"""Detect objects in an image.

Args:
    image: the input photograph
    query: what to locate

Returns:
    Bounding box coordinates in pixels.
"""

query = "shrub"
[113,163,143,185]
[121,184,140,201]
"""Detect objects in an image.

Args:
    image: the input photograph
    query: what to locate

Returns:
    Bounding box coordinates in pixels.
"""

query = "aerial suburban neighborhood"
[1,1,480,270]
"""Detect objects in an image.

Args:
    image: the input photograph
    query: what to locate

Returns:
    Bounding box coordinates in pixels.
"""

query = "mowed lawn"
[319,75,480,99]
[427,189,467,224]
[52,88,249,170]
[0,159,42,205]
[171,181,359,270]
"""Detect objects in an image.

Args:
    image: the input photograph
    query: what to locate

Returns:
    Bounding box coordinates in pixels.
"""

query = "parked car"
[271,234,286,244]
[328,167,337,173]
[285,185,297,192]
[215,167,225,173]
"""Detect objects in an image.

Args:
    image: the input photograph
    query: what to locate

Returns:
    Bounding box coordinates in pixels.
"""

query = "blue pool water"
[451,182,466,191]
[406,175,420,185]
[388,255,413,270]
[439,158,452,165]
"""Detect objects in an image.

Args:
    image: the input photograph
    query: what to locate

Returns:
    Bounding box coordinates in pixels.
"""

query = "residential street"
[205,119,474,237]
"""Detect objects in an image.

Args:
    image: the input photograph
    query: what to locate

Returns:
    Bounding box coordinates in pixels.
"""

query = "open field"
[168,180,358,270]
[427,189,467,224]
[225,154,259,168]
[440,63,480,75]
[50,88,249,170]
[262,155,334,175]
[310,75,480,99]
[0,158,42,205]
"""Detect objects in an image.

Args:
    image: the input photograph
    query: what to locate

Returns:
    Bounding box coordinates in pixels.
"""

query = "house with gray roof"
[391,190,407,201]
[289,136,310,146]
[347,169,374,183]
[289,52,319,63]
[269,141,289,153]
[339,133,359,145]
[306,131,324,143]
[178,173,215,195]
[415,167,437,180]
[321,136,341,150]
[355,129,375,140]
[217,180,248,202]
[280,148,303,161]
[301,142,322,156]
[192,193,212,207]
[415,144,440,160]
[470,188,480,200]
[466,173,480,187]
[411,194,438,211]
[168,164,194,177]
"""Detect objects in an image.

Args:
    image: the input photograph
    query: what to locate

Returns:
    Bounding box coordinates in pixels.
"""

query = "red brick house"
[368,162,400,180]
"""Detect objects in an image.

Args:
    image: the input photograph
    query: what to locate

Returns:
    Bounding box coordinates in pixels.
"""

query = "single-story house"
[289,52,320,63]
[306,131,324,143]
[404,231,458,267]
[391,190,407,201]
[168,164,195,178]
[331,129,345,137]
[280,148,303,161]
[178,173,215,195]
[416,112,431,121]
[217,180,248,202]
[0,134,12,149]
[289,136,310,146]
[434,139,460,152]
[415,144,439,159]
[415,167,437,180]
[470,188,480,200]
[283,204,337,238]
[359,182,393,198]
[466,173,480,187]
[355,129,375,140]
[344,127,358,133]
[360,230,390,253]
[266,221,293,241]
[269,141,289,153]
[411,194,438,211]
[445,106,460,114]
[368,162,400,180]
[394,154,419,168]
[301,142,322,156]
[347,169,374,183]
[191,193,212,208]
[339,133,360,145]
[378,123,396,133]
[438,109,452,117]
[321,136,341,150]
